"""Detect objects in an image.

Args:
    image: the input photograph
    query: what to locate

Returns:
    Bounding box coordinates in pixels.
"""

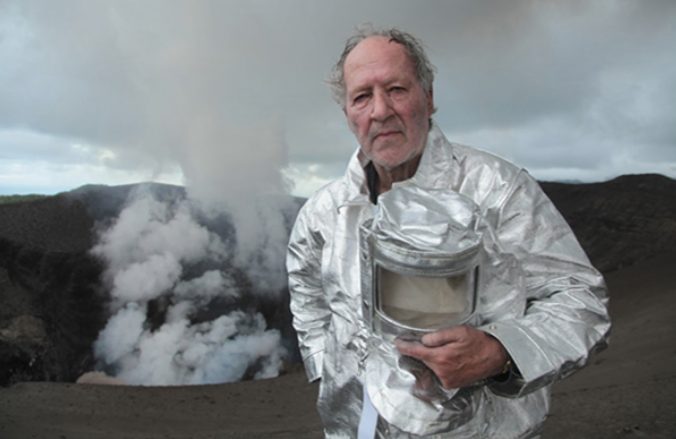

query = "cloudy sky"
[1,0,675,197]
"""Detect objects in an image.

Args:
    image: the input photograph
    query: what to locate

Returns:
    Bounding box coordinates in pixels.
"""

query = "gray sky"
[1,0,675,196]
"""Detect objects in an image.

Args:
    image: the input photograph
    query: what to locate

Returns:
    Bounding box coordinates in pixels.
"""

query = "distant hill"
[540,173,676,272]
[64,182,188,223]
[0,194,48,205]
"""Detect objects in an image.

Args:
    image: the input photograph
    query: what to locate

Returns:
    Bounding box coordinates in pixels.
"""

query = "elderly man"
[287,27,610,438]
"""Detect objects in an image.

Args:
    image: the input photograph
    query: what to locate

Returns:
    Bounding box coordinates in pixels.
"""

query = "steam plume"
[91,187,293,386]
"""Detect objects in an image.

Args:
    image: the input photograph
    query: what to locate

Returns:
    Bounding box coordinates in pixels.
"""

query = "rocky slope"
[540,173,676,272]
[0,195,104,385]
[0,183,303,386]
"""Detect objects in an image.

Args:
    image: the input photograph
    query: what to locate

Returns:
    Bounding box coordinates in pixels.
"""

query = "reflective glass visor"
[376,266,475,330]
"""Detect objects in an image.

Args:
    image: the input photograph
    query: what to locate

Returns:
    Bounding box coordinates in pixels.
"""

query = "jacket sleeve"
[286,200,331,382]
[482,170,611,397]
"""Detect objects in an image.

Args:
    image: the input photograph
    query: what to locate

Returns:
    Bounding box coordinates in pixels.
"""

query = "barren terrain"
[1,176,675,438]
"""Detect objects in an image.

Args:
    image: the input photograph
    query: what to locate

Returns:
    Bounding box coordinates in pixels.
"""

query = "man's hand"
[395,325,509,389]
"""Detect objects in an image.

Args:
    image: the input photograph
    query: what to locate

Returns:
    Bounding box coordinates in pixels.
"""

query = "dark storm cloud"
[0,0,674,194]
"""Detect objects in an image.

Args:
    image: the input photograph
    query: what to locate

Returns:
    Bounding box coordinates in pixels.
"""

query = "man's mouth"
[373,130,400,141]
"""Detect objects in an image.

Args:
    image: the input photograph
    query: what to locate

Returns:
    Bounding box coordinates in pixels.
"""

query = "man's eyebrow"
[348,84,371,96]
[350,77,402,94]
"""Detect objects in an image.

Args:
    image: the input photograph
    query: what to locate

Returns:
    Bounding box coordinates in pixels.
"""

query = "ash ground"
[1,253,674,438]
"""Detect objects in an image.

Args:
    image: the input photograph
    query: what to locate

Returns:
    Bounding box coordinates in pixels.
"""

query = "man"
[287,27,610,438]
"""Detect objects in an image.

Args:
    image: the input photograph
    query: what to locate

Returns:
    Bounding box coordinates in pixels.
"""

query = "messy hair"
[327,24,436,108]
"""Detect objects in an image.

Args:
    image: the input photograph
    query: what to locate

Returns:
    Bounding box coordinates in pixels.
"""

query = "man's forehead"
[345,36,408,67]
[343,37,413,86]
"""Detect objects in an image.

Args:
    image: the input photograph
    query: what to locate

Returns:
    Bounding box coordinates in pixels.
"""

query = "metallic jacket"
[286,123,610,438]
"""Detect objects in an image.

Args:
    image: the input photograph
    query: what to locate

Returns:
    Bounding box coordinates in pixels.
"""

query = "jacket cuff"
[480,321,551,397]
[302,350,324,382]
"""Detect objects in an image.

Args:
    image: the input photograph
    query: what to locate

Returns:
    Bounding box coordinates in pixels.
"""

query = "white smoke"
[94,302,145,366]
[178,122,295,294]
[57,2,303,386]
[91,188,290,386]
[174,270,238,303]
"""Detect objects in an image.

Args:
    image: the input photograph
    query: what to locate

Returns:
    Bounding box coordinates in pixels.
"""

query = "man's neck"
[374,154,422,195]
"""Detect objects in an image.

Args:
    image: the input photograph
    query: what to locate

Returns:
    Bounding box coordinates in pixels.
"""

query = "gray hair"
[327,25,436,108]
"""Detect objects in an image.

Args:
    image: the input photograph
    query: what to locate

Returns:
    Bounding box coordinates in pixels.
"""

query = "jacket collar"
[341,120,455,206]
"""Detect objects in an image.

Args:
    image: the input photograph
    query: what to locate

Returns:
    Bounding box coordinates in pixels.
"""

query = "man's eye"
[352,93,370,106]
[389,86,406,95]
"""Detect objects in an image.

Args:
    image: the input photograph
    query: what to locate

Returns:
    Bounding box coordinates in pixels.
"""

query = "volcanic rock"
[0,194,104,385]
[540,173,676,272]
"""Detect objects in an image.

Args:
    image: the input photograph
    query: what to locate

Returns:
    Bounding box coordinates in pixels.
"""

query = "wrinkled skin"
[342,36,434,191]
[396,325,509,389]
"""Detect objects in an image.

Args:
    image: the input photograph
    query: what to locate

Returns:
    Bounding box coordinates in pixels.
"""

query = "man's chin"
[372,152,422,175]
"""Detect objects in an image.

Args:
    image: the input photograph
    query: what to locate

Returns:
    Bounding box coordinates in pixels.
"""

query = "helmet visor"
[376,266,475,331]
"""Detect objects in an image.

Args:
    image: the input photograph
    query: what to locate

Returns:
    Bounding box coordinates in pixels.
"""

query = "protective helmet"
[360,182,482,341]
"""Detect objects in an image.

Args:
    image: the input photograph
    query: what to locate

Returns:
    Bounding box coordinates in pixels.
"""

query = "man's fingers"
[395,326,469,357]
[394,339,428,359]
[396,327,510,389]
[395,339,457,387]
[420,326,467,347]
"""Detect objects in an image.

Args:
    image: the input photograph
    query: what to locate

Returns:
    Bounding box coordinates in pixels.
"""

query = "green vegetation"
[0,194,48,205]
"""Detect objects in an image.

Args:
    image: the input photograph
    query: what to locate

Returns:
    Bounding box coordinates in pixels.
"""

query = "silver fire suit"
[286,122,610,438]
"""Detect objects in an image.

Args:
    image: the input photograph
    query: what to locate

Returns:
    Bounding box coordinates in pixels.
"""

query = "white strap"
[358,387,378,439]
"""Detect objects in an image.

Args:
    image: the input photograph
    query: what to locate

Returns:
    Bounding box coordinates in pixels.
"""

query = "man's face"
[343,36,434,171]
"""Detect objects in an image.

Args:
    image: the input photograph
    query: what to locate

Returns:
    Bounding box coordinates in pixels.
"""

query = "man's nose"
[370,90,394,121]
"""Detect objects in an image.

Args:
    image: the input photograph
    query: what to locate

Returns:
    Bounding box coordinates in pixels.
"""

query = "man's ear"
[427,86,435,114]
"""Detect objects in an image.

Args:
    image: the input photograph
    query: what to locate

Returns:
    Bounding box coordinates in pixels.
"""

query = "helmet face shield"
[376,265,476,332]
